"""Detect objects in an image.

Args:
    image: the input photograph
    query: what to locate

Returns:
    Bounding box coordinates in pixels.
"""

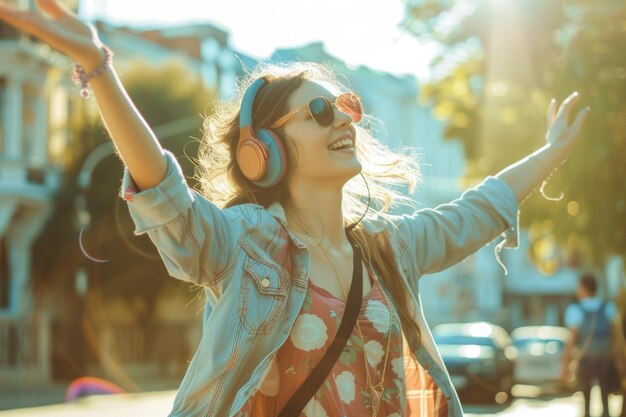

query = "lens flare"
[79,226,110,263]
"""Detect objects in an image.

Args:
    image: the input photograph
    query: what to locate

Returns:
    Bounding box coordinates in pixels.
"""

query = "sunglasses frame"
[269,92,362,129]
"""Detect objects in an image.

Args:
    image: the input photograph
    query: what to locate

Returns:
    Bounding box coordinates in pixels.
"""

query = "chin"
[340,158,362,174]
[341,163,363,183]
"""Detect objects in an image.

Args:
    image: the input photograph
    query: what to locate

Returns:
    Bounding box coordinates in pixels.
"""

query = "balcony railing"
[0,315,51,383]
[0,314,201,383]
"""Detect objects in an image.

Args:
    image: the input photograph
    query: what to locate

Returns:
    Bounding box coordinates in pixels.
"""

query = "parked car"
[511,325,576,393]
[432,322,517,403]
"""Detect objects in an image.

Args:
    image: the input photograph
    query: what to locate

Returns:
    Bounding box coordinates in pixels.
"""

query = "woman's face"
[280,80,362,188]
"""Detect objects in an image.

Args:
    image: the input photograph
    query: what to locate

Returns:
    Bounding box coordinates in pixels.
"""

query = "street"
[0,386,622,417]
[464,385,624,416]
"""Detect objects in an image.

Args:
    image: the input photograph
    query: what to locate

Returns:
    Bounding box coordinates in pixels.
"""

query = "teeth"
[328,138,353,150]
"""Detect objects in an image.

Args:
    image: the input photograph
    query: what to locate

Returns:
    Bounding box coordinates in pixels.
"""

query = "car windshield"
[434,335,496,347]
[513,338,565,351]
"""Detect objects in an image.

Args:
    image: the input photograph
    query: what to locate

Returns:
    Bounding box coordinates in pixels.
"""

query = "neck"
[285,182,349,250]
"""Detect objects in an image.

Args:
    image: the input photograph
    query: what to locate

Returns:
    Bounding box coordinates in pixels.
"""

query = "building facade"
[0,17,75,384]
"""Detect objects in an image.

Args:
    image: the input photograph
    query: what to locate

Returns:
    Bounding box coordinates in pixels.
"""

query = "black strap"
[278,241,363,417]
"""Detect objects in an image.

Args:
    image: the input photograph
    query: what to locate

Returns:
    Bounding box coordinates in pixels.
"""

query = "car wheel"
[495,376,514,404]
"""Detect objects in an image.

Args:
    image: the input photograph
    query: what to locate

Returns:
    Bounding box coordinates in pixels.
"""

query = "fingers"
[571,106,591,132]
[556,91,580,121]
[0,5,27,26]
[0,5,42,35]
[37,0,72,19]
[546,98,557,126]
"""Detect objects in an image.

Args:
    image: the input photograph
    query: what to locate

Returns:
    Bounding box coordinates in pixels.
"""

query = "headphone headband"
[239,78,266,129]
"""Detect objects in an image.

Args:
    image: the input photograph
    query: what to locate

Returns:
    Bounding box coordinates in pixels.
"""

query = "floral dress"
[236,268,448,417]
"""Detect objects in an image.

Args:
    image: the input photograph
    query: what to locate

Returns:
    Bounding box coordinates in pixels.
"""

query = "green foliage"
[403,0,626,265]
[33,59,216,318]
[121,59,214,132]
[548,2,626,263]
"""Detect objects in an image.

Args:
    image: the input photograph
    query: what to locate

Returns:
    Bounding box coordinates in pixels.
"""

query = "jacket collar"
[267,201,289,228]
[266,201,387,234]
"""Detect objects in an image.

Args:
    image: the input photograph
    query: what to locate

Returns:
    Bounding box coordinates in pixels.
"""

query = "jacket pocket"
[237,254,288,336]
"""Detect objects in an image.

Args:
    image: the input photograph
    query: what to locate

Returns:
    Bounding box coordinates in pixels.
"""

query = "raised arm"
[0,0,166,191]
[496,92,590,203]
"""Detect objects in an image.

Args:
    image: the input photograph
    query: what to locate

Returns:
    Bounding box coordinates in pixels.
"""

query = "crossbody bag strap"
[577,303,599,359]
[278,240,363,417]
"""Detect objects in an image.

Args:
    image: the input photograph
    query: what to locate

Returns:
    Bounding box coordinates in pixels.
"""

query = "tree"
[403,0,626,265]
[547,0,626,264]
[33,59,215,338]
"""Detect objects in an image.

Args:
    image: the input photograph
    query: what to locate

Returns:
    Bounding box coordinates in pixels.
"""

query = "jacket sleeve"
[393,176,519,276]
[119,150,245,287]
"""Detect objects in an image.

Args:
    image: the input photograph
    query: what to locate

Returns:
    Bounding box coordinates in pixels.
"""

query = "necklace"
[290,220,393,417]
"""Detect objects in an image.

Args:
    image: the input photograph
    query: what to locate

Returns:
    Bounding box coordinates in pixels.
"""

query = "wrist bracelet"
[529,154,550,178]
[530,154,564,201]
[72,45,113,99]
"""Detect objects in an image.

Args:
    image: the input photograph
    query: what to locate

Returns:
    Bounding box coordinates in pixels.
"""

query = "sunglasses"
[269,92,363,129]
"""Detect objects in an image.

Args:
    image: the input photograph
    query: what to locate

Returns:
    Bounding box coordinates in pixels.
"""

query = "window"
[22,83,37,162]
[0,238,8,309]
[0,78,5,156]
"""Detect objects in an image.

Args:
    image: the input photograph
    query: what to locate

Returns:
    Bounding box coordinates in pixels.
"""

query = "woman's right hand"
[0,0,105,70]
[2,0,168,190]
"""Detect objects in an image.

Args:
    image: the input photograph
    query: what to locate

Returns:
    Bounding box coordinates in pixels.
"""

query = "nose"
[333,107,352,128]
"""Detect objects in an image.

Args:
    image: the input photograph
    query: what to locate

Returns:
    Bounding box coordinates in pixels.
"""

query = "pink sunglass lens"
[337,93,363,123]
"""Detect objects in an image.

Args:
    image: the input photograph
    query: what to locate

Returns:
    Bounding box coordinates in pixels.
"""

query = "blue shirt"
[120,150,520,417]
[564,297,617,328]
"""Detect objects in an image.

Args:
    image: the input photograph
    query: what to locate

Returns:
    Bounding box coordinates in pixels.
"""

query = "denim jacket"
[120,150,519,417]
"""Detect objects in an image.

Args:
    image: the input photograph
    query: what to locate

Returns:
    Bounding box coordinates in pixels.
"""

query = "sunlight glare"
[81,0,437,79]
[460,344,482,358]
[467,322,493,337]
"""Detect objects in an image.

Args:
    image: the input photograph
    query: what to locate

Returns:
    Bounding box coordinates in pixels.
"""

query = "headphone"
[237,78,288,188]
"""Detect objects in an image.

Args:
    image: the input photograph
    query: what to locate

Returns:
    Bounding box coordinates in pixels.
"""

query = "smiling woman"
[0,1,591,416]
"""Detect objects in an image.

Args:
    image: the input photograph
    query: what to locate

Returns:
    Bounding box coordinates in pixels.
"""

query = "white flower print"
[364,340,385,367]
[334,371,356,404]
[364,299,391,334]
[290,313,328,351]
[303,398,329,417]
[391,357,404,378]
[258,357,279,396]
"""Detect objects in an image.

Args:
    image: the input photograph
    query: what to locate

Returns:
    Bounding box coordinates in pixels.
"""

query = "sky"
[79,0,440,80]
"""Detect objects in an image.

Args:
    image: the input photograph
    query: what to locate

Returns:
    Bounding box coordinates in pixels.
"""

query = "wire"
[346,173,371,232]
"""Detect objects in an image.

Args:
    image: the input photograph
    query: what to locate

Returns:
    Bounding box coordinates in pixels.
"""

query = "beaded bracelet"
[72,45,113,99]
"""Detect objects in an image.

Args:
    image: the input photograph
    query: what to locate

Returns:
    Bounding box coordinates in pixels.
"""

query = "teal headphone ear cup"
[253,129,287,188]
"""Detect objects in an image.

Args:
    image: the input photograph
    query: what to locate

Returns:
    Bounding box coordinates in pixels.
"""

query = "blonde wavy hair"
[195,62,425,358]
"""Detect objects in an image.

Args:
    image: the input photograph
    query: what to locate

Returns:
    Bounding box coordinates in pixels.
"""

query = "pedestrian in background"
[612,288,626,417]
[563,273,618,417]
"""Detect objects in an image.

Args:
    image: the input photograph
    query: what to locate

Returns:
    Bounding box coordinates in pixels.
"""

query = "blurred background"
[0,0,625,415]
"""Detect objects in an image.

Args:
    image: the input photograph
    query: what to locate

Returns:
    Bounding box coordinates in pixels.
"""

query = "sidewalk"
[0,385,622,416]
[0,391,177,417]
[0,367,182,412]
[0,383,68,411]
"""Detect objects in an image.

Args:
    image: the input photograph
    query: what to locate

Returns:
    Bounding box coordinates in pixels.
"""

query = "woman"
[0,1,590,416]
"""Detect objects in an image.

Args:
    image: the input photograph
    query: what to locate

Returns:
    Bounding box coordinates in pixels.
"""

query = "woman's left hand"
[545,92,590,156]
